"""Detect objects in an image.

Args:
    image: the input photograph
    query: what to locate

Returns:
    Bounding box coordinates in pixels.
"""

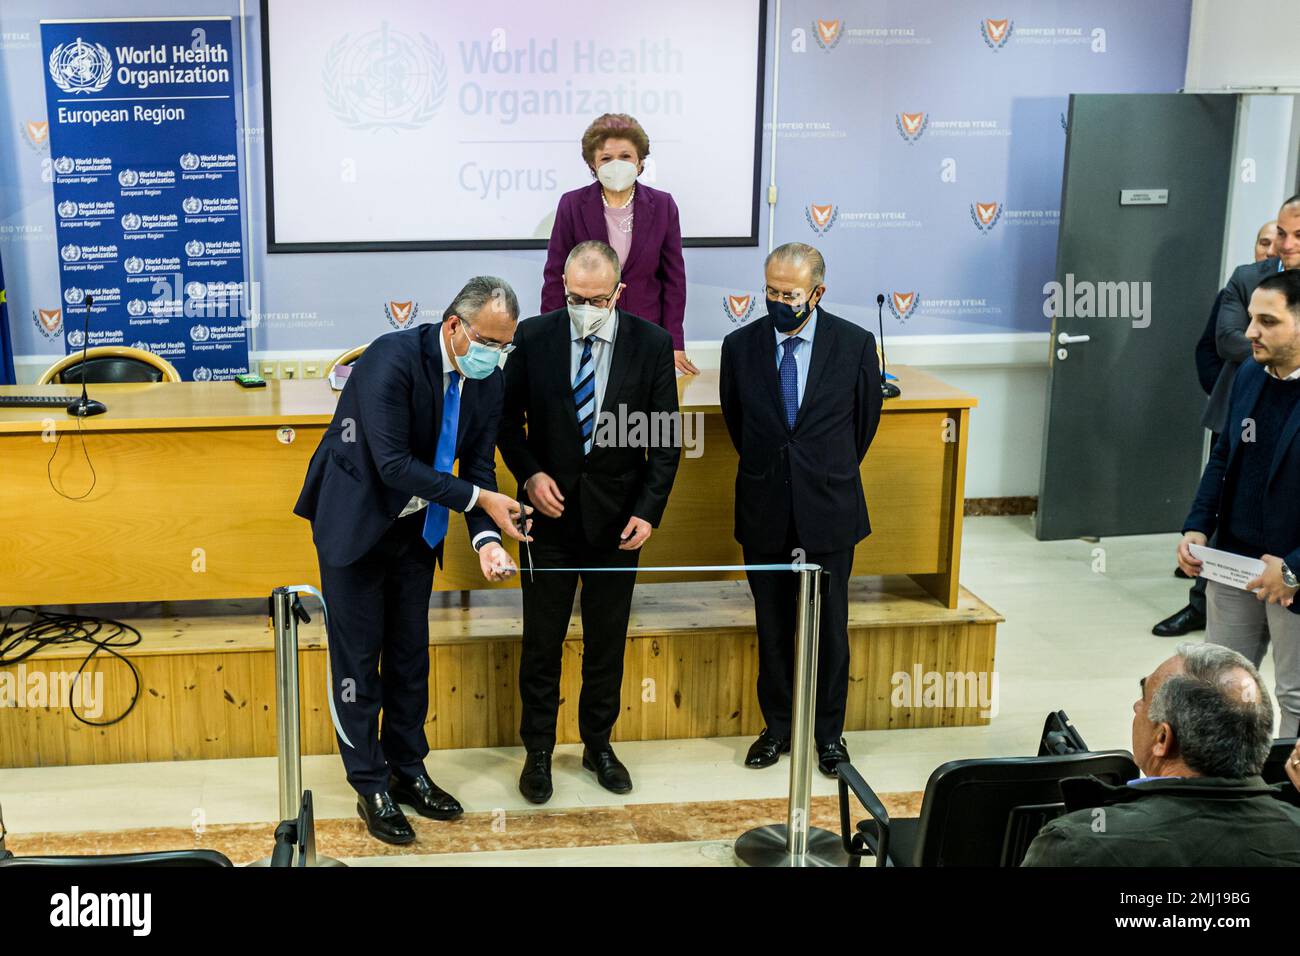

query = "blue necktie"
[779,338,799,430]
[573,336,596,455]
[422,370,461,549]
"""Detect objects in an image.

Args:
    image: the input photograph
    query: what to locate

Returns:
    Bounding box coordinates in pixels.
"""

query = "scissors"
[516,493,533,582]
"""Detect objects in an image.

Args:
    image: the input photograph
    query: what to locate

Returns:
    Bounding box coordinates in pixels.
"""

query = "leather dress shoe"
[389,771,463,821]
[817,738,851,777]
[745,729,790,768]
[519,750,554,804]
[1152,604,1206,637]
[582,746,633,794]
[357,791,416,845]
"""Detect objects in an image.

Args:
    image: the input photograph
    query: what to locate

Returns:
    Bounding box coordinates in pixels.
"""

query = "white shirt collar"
[1266,363,1300,381]
[438,322,458,377]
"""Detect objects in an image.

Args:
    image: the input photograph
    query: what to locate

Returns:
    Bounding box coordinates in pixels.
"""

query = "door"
[1036,93,1237,540]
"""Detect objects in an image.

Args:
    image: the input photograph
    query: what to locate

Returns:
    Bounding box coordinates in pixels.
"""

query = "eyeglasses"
[565,282,621,310]
[765,285,813,306]
[458,317,515,354]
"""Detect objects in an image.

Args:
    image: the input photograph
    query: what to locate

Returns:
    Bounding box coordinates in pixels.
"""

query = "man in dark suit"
[294,277,531,845]
[720,242,882,777]
[1155,204,1299,637]
[499,240,680,803]
[1178,269,1300,737]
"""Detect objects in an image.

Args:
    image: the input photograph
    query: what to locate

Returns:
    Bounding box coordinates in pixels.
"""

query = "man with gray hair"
[295,276,531,845]
[500,239,679,803]
[721,241,882,776]
[1023,643,1300,866]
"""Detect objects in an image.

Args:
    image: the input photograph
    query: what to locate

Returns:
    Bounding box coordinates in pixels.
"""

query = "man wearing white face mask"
[500,240,681,803]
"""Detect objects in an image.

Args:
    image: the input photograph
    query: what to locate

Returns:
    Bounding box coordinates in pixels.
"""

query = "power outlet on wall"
[278,360,301,381]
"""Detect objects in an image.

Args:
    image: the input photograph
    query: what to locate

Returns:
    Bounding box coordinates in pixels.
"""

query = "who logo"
[324,22,447,131]
[48,36,112,94]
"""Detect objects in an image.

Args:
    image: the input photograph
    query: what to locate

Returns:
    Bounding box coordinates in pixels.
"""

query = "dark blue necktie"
[422,370,461,549]
[573,336,596,455]
[779,338,799,430]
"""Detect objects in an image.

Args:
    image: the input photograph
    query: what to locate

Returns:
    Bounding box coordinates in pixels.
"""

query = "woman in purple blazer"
[541,113,697,374]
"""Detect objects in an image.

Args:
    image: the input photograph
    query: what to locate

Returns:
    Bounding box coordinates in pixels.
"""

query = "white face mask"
[568,302,612,339]
[596,159,638,192]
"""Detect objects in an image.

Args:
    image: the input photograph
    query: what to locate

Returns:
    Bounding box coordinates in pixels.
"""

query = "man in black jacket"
[1023,643,1300,866]
[720,242,882,777]
[499,240,680,803]
[1155,216,1287,638]
[294,277,530,845]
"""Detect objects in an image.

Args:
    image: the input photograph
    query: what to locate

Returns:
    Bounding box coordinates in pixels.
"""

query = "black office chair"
[0,849,232,868]
[0,800,231,867]
[837,750,1140,867]
[1262,736,1299,787]
[38,346,180,384]
[270,790,320,867]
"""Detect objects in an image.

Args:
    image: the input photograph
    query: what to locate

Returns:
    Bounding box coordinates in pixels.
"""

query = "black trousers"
[1188,431,1220,617]
[518,529,640,753]
[316,510,436,796]
[743,528,854,745]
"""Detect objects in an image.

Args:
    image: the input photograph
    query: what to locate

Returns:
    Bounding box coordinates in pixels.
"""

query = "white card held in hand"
[1189,544,1267,590]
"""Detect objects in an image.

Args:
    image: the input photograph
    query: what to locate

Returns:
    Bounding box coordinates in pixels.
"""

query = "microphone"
[67,293,107,417]
[876,293,900,399]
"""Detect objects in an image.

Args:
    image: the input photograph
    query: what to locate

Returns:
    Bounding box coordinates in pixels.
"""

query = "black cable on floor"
[0,607,141,726]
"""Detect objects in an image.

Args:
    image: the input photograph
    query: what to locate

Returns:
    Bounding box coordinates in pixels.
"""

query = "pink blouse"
[603,203,633,267]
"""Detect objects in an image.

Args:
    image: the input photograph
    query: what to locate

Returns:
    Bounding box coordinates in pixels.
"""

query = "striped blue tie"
[573,335,596,455]
[779,338,799,430]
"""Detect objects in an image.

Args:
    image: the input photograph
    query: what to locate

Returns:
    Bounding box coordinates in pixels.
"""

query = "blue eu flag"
[0,253,15,385]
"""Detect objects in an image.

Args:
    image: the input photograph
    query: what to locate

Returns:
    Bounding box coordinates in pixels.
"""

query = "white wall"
[1185,0,1300,92]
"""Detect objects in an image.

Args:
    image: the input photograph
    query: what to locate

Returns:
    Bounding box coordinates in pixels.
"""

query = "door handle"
[1057,332,1091,345]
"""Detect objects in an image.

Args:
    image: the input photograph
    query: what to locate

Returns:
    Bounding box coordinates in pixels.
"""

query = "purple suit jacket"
[541,181,687,349]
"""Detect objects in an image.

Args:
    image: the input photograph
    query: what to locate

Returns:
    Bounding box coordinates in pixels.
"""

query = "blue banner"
[40,16,249,381]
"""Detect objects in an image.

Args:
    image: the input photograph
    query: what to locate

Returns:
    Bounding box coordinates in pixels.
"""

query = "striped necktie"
[573,335,596,455]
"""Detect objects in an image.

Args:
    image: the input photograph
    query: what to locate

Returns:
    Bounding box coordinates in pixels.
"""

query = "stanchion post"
[272,587,303,822]
[251,587,344,867]
[734,563,848,867]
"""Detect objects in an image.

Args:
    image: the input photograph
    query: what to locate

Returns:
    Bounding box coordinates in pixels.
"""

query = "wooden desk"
[0,366,975,607]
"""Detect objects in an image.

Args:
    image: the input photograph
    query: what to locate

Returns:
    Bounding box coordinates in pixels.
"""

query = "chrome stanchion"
[251,586,345,867]
[734,565,849,867]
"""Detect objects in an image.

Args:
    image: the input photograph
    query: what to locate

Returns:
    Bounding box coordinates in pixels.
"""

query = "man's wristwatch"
[1282,562,1299,590]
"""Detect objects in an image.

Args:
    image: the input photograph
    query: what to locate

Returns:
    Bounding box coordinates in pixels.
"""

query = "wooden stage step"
[0,577,1001,769]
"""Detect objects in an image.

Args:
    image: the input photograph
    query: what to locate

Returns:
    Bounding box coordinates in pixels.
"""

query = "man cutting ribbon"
[294,276,532,845]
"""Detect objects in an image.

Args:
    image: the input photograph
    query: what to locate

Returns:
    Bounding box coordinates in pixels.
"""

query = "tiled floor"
[1,516,1269,865]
